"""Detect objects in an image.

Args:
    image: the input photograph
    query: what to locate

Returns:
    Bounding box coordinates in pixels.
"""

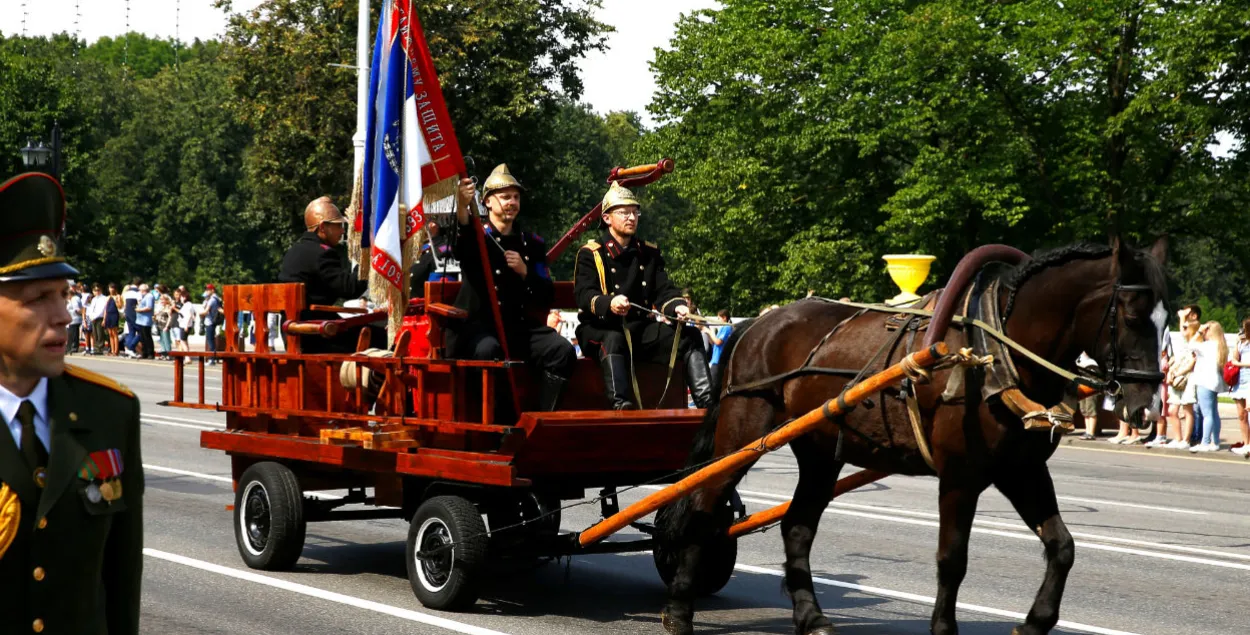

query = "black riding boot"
[600,354,636,410]
[684,346,715,409]
[538,371,568,412]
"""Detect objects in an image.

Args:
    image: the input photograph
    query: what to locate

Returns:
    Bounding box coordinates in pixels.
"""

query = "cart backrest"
[222,283,307,354]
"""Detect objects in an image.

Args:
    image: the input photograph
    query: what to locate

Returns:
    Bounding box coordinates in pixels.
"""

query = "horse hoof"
[660,608,692,635]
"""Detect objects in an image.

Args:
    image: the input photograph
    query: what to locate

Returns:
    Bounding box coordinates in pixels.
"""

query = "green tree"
[218,0,612,275]
[85,54,254,288]
[643,0,1250,312]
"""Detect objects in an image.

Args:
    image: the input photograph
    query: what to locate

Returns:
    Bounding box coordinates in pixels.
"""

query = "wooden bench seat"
[424,281,690,413]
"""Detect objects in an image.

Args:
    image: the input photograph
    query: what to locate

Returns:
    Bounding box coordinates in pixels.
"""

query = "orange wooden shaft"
[613,159,674,179]
[726,469,888,538]
[284,321,339,337]
[577,343,947,547]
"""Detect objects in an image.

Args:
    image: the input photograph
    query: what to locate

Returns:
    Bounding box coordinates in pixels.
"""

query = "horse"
[656,237,1169,635]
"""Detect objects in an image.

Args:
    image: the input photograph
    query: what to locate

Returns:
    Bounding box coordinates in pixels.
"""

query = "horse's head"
[1086,236,1170,429]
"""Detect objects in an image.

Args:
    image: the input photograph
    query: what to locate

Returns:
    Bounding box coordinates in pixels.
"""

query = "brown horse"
[656,238,1168,635]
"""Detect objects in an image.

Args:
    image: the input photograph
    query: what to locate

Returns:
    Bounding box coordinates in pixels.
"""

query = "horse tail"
[657,318,755,545]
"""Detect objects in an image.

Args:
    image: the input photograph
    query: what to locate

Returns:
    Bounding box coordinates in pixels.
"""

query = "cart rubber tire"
[407,496,488,611]
[653,507,738,596]
[234,461,306,571]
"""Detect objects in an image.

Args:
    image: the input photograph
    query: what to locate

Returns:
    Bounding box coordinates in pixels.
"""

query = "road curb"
[1059,436,1250,464]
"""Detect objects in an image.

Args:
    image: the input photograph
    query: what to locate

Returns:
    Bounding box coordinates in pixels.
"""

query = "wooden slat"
[201,430,519,487]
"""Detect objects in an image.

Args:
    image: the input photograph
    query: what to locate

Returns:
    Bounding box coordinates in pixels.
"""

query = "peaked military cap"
[0,173,79,282]
[601,181,640,215]
[481,163,525,201]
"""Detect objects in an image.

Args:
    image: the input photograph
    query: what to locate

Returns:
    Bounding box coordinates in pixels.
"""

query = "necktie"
[17,401,48,477]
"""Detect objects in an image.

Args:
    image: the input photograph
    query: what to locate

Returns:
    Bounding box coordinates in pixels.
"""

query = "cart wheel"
[407,496,488,611]
[234,462,306,571]
[653,506,738,596]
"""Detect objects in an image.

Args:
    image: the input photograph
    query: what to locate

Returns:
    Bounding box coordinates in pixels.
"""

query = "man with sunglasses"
[573,182,713,410]
[278,197,370,349]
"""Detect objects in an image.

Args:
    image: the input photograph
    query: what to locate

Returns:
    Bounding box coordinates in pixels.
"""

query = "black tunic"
[277,231,368,316]
[573,231,687,330]
[451,220,555,339]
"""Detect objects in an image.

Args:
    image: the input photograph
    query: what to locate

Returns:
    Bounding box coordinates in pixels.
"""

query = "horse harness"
[721,269,1162,472]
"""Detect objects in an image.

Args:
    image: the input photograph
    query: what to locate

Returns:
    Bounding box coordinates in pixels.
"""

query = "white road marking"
[142,418,222,432]
[641,485,1250,569]
[735,564,1143,635]
[1054,494,1208,516]
[1058,444,1249,464]
[733,488,1241,559]
[144,549,513,635]
[143,412,225,427]
[143,464,342,500]
[736,494,1250,572]
[145,464,233,483]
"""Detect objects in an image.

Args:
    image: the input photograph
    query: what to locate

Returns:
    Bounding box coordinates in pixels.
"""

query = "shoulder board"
[531,232,545,244]
[583,240,601,250]
[643,241,659,250]
[63,364,135,399]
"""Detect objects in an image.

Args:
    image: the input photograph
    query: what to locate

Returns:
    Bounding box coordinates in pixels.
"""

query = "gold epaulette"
[643,240,658,250]
[64,364,135,398]
[584,240,601,250]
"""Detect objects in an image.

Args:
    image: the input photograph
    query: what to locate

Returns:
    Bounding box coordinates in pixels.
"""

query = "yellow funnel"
[882,254,936,306]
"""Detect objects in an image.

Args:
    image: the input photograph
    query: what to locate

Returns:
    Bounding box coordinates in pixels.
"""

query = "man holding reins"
[573,182,714,410]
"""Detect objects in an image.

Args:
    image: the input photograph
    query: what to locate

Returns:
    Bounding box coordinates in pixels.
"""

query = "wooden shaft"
[611,158,674,180]
[725,469,889,538]
[284,321,339,337]
[577,343,948,547]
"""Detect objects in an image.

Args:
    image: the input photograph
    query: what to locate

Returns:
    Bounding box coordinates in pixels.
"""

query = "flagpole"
[353,0,370,178]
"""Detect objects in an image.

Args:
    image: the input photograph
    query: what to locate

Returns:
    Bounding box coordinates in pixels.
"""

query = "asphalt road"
[76,355,1249,635]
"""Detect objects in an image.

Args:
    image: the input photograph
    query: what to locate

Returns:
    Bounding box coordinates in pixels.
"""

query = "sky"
[1,0,718,127]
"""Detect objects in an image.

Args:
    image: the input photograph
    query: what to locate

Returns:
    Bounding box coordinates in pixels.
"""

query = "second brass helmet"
[480,163,525,201]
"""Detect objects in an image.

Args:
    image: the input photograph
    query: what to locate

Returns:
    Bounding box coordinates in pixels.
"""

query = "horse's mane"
[1003,242,1167,318]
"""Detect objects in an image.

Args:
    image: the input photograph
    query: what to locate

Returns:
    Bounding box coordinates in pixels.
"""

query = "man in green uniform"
[0,172,144,635]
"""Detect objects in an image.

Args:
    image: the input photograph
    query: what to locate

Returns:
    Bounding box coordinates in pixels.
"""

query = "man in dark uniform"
[278,196,373,352]
[449,164,575,411]
[574,182,713,410]
[0,172,144,635]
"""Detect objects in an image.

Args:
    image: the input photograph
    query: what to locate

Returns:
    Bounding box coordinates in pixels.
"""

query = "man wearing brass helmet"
[451,164,575,412]
[0,173,144,634]
[573,182,714,410]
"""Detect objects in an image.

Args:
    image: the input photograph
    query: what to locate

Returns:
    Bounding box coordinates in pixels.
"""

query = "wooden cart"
[163,160,938,611]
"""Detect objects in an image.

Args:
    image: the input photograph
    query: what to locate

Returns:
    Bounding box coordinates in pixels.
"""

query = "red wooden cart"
[163,161,935,611]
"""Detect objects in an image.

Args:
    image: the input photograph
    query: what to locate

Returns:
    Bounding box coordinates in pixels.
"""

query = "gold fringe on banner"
[345,162,367,280]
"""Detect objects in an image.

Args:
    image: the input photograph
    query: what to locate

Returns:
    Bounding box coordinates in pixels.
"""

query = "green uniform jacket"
[0,365,143,635]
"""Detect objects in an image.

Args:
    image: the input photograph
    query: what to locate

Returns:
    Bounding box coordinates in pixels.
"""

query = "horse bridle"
[1089,281,1167,397]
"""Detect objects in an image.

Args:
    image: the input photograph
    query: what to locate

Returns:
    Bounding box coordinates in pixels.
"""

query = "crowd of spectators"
[64,279,225,364]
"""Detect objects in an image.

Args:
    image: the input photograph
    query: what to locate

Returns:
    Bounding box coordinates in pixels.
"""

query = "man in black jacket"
[450,164,574,412]
[573,182,713,410]
[278,196,371,352]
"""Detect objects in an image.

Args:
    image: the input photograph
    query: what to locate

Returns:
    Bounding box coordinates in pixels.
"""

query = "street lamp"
[19,122,62,180]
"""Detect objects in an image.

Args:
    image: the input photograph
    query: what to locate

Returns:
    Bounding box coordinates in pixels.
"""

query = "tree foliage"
[3,0,631,289]
[644,0,1250,314]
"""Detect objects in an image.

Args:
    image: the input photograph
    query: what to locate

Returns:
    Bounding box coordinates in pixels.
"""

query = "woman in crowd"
[1231,318,1250,456]
[155,283,176,360]
[105,282,122,356]
[1165,308,1201,449]
[178,288,198,353]
[1189,321,1228,452]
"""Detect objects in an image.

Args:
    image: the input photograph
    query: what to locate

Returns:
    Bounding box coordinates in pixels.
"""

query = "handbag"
[1224,361,1240,390]
[1168,370,1189,392]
